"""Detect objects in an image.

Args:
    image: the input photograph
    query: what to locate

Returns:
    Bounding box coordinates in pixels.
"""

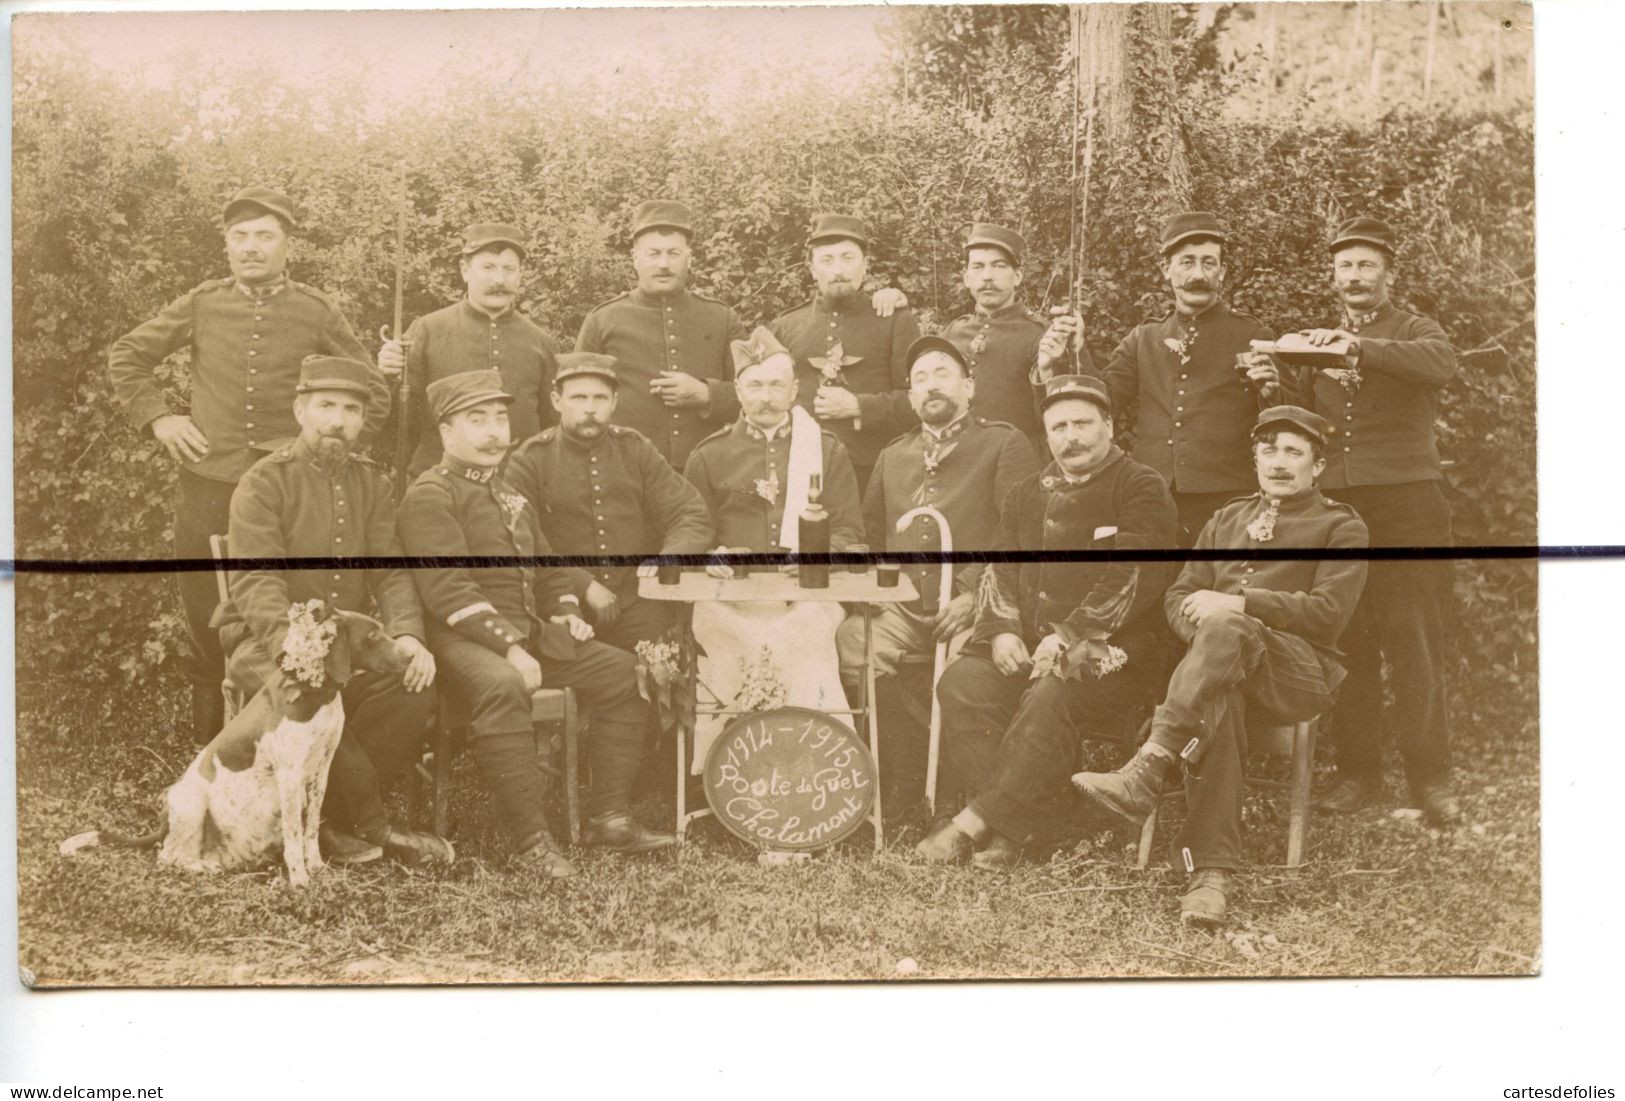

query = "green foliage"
[12,29,1534,725]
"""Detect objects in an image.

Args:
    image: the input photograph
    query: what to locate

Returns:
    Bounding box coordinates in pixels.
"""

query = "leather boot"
[581,812,677,854]
[1071,749,1176,826]
[1316,775,1382,814]
[516,829,577,879]
[970,833,1024,872]
[913,818,975,864]
[1181,867,1233,928]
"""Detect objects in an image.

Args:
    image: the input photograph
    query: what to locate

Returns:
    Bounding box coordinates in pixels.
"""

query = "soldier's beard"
[818,283,862,310]
[312,434,351,465]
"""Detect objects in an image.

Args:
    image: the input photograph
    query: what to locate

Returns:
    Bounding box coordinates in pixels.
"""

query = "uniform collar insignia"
[745,416,792,442]
[1343,304,1387,330]
[921,413,969,443]
[443,454,499,483]
[235,276,287,301]
[293,435,351,473]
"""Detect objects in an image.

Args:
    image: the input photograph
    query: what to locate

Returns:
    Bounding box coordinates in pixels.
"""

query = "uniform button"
[245,404,254,411]
[337,517,345,525]
[252,333,261,340]
[1345,415,1353,421]
[249,368,257,375]
[1167,439,1175,445]
[1346,401,1354,408]
[1177,390,1185,396]
[246,421,255,429]
[330,592,338,601]
[1174,422,1182,428]
[1038,591,1047,599]
[334,535,343,544]
[247,440,256,446]
[246,386,255,393]
[1180,373,1189,380]
[333,574,342,581]
[493,350,501,357]
[248,350,257,357]
[1344,446,1351,452]
[1175,406,1184,412]
[1245,566,1254,574]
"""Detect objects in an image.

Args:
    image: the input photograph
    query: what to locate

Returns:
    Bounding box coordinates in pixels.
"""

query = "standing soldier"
[223,356,446,867]
[941,223,1091,451]
[108,186,390,741]
[378,222,560,473]
[769,213,922,491]
[399,372,673,879]
[574,200,749,471]
[1100,211,1288,543]
[506,352,713,654]
[1296,217,1461,825]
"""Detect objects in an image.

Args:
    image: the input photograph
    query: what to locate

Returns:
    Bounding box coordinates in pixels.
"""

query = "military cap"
[630,200,695,242]
[807,213,869,249]
[1039,373,1112,416]
[295,355,372,398]
[1329,216,1397,257]
[1159,210,1227,255]
[965,223,1024,267]
[427,370,515,421]
[1253,405,1332,446]
[461,222,528,260]
[905,334,970,377]
[222,186,298,230]
[729,325,794,377]
[553,352,620,389]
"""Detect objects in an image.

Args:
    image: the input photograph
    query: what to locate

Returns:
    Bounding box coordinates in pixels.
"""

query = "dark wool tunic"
[864,415,1039,612]
[1297,301,1457,488]
[683,418,865,553]
[1169,489,1369,655]
[402,300,559,472]
[397,454,587,662]
[972,446,1180,649]
[575,288,748,469]
[226,438,423,660]
[109,277,388,482]
[942,301,1097,442]
[1103,302,1286,494]
[506,424,713,596]
[769,295,922,470]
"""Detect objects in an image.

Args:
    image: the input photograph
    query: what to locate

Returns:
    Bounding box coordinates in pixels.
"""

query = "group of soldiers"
[108,186,1460,925]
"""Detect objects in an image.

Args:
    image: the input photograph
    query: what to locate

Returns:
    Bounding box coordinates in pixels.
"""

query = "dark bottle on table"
[798,472,830,589]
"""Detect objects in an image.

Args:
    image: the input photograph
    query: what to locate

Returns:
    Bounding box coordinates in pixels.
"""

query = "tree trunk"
[1085,2,1192,209]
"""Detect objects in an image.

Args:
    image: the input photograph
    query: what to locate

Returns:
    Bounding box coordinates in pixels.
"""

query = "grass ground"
[16,675,1541,985]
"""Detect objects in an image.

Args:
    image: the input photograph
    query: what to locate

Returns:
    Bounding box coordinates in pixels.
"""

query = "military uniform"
[1103,302,1288,541]
[834,413,1038,676]
[575,289,748,469]
[1149,486,1368,870]
[507,423,712,652]
[398,451,649,842]
[1299,298,1458,793]
[402,300,559,472]
[109,272,388,733]
[936,443,1180,842]
[682,418,864,552]
[225,433,433,842]
[768,296,921,489]
[943,303,1095,446]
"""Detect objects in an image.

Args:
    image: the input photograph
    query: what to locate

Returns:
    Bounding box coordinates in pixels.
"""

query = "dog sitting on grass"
[60,601,428,887]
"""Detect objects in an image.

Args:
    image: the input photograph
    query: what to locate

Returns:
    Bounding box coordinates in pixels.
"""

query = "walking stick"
[895,506,954,814]
[1065,4,1096,373]
[380,165,413,499]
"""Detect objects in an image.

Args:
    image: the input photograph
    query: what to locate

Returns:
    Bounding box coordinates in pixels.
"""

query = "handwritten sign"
[702,707,877,851]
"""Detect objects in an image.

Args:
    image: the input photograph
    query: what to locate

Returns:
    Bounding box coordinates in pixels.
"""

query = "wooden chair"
[409,690,582,845]
[1135,714,1319,870]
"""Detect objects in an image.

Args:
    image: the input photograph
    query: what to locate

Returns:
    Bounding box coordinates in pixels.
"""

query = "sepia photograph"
[10,0,1541,996]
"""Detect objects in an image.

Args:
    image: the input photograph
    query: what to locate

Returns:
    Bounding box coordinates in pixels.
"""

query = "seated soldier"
[398,372,674,880]
[1072,406,1368,926]
[506,352,712,655]
[223,355,448,867]
[682,326,864,767]
[835,335,1038,800]
[918,374,1179,870]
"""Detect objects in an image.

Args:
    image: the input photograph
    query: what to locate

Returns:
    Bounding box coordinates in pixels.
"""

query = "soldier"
[1295,218,1461,825]
[398,372,673,879]
[834,335,1038,800]
[769,213,922,491]
[918,375,1178,871]
[506,352,713,654]
[223,356,447,867]
[1072,407,1368,926]
[574,200,750,470]
[1100,211,1289,544]
[941,223,1092,450]
[682,328,865,767]
[378,222,560,473]
[108,186,390,741]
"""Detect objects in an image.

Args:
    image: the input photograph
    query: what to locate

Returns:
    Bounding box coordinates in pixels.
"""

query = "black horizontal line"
[1,545,1617,577]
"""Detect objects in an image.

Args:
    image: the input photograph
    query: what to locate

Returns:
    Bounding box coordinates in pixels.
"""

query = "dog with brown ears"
[61,602,430,887]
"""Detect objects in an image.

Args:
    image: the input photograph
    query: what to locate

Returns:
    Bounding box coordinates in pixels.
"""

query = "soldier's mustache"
[1180,279,1215,291]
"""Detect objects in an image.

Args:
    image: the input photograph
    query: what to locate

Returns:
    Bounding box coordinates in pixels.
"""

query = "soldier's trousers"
[1323,480,1454,789]
[174,469,239,738]
[434,635,648,843]
[937,646,1155,844]
[1145,611,1336,871]
[589,592,674,655]
[228,639,436,839]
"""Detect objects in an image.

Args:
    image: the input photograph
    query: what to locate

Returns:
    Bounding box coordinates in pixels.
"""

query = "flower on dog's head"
[279,600,337,690]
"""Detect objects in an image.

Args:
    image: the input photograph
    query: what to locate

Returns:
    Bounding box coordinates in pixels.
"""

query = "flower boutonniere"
[1322,366,1364,394]
[1163,325,1197,367]
[1246,496,1282,542]
[496,489,528,529]
[810,342,862,387]
[753,465,781,505]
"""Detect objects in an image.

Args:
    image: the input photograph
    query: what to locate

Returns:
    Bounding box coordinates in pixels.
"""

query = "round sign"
[702,707,878,851]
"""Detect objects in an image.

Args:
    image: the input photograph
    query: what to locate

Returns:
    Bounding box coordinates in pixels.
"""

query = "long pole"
[383,163,413,499]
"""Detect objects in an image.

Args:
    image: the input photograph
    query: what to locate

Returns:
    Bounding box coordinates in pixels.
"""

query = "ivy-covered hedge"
[13,44,1534,738]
